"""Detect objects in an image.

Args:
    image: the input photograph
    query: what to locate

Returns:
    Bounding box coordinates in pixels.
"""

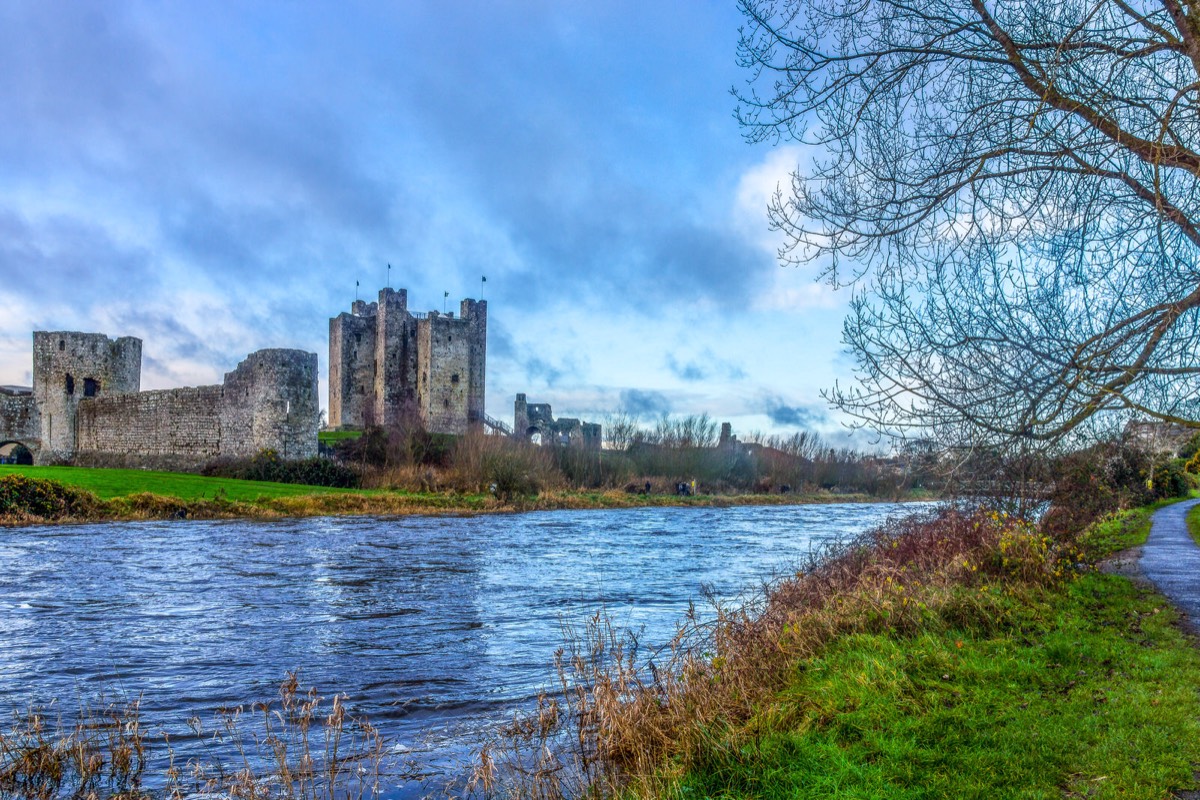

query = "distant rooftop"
[0,385,32,396]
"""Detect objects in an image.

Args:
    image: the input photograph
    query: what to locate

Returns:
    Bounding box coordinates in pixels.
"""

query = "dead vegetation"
[0,674,385,800]
[470,508,1071,798]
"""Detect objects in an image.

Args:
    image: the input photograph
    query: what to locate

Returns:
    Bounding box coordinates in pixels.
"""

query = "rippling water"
[0,502,926,796]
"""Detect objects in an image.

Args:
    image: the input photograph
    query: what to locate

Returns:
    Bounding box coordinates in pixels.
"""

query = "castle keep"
[0,332,319,467]
[329,288,486,434]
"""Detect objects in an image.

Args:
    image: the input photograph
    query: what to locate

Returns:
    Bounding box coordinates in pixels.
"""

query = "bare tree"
[737,0,1200,450]
[603,410,642,451]
[651,413,720,448]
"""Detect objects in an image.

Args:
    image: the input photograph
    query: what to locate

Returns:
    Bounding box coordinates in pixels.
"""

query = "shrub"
[332,425,454,469]
[205,451,361,489]
[1042,442,1155,539]
[0,474,98,519]
[448,433,560,500]
[1152,459,1192,500]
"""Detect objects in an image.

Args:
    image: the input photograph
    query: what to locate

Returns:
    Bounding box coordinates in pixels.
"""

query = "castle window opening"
[65,374,74,395]
[83,378,99,397]
[451,374,459,384]
[58,340,64,351]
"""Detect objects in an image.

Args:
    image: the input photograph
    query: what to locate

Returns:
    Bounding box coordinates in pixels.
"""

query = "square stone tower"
[32,332,141,460]
[329,288,486,434]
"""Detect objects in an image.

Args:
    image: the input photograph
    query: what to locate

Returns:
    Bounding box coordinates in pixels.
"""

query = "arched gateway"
[0,441,33,465]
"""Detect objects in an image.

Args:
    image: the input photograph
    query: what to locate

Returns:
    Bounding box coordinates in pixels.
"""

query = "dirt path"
[1140,498,1200,629]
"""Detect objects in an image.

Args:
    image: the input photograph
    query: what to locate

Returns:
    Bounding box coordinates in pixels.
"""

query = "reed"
[0,674,387,800]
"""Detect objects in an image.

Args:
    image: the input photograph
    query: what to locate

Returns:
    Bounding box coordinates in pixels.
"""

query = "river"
[0,501,928,797]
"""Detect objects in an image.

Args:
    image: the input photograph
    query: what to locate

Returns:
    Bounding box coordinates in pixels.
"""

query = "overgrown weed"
[473,508,1075,798]
[0,673,386,800]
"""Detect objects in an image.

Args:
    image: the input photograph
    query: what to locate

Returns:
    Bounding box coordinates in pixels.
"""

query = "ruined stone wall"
[513,394,602,449]
[76,386,223,468]
[32,332,141,461]
[0,394,39,454]
[71,349,318,467]
[220,349,319,459]
[417,314,472,434]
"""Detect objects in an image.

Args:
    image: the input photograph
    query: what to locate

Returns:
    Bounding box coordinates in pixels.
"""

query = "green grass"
[318,429,363,444]
[0,465,357,502]
[1083,507,1157,559]
[1082,493,1200,559]
[1187,502,1200,547]
[670,574,1200,800]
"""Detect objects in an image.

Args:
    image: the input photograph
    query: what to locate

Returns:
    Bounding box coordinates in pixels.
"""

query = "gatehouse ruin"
[0,332,319,468]
[514,393,602,449]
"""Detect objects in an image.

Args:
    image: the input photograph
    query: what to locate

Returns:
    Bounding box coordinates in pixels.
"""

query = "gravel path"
[1140,498,1200,625]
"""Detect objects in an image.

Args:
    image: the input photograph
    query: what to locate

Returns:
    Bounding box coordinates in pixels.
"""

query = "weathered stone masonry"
[0,332,318,468]
[329,288,486,435]
[514,394,602,449]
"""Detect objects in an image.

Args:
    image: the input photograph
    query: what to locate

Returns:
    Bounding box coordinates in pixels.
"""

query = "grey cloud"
[0,211,158,302]
[524,357,565,387]
[666,351,748,383]
[764,397,827,429]
[0,1,780,394]
[666,355,708,382]
[619,389,671,417]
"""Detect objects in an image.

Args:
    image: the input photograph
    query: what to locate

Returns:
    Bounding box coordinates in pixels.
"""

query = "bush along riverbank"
[0,469,906,526]
[476,500,1200,800]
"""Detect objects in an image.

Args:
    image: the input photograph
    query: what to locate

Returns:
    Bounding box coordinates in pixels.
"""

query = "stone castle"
[0,332,318,467]
[329,288,486,434]
[514,394,601,449]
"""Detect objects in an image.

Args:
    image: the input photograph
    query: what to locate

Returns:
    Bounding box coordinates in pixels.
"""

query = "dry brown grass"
[472,508,1069,799]
[0,698,147,800]
[0,674,386,800]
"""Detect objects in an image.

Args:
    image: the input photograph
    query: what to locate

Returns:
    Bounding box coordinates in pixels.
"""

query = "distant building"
[1124,420,1197,456]
[328,288,487,435]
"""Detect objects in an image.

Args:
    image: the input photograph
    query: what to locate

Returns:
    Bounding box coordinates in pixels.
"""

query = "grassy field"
[668,573,1200,800]
[0,465,888,525]
[646,506,1200,800]
[0,465,358,502]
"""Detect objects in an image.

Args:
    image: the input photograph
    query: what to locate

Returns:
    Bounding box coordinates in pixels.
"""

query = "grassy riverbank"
[665,573,1200,799]
[0,465,901,525]
[486,502,1200,800]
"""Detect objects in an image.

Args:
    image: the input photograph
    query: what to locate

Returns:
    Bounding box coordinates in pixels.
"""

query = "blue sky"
[0,1,859,442]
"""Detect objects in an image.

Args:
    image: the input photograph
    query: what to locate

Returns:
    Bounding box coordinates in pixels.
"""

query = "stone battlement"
[329,288,486,434]
[0,332,318,468]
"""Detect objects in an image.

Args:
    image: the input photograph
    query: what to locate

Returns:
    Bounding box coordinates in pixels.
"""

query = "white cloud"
[732,145,807,254]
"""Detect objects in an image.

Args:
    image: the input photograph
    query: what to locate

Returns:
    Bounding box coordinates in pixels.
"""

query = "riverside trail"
[1141,498,1200,627]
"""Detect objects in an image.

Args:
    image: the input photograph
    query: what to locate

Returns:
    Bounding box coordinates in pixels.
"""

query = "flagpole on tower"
[387,263,391,289]
[443,290,449,314]
[355,279,359,302]
[481,275,486,300]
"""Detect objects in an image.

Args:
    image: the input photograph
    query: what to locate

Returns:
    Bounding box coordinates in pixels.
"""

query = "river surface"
[0,502,927,796]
